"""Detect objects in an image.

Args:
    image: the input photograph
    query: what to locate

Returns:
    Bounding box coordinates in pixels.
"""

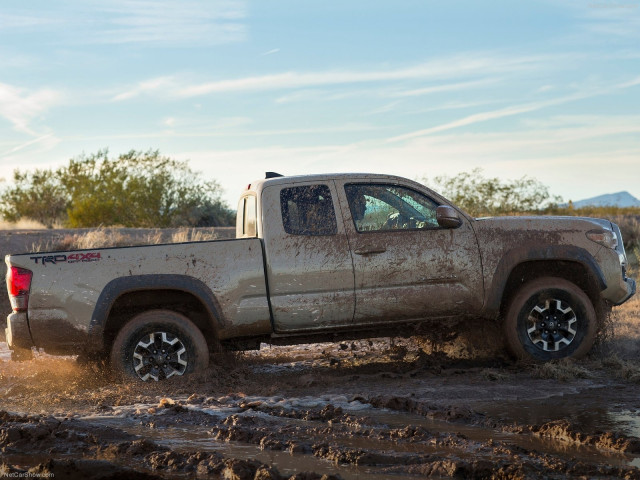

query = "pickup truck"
[4,173,636,381]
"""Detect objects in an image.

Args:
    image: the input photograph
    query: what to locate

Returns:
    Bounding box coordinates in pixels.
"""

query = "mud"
[1,338,640,479]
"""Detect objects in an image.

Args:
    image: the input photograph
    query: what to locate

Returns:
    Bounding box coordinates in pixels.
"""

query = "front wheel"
[110,310,209,381]
[504,277,597,362]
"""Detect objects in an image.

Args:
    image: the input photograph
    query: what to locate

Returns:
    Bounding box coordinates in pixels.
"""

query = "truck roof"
[247,172,421,194]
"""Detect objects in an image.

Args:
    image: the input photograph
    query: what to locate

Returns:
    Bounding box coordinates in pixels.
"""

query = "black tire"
[504,277,597,362]
[110,310,209,381]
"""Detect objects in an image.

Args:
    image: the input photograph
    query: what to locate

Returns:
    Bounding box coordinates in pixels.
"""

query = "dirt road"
[1,334,639,480]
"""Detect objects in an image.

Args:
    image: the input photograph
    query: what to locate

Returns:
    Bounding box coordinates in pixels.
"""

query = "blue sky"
[1,0,639,207]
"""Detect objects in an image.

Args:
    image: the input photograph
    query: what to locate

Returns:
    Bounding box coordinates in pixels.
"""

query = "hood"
[474,215,613,231]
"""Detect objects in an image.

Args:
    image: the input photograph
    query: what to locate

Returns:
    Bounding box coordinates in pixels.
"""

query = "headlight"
[586,229,618,249]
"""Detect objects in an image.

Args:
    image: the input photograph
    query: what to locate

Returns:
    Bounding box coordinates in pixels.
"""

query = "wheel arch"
[485,245,607,319]
[88,275,225,353]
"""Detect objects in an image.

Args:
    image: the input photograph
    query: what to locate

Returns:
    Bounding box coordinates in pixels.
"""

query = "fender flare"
[87,274,224,350]
[485,245,607,316]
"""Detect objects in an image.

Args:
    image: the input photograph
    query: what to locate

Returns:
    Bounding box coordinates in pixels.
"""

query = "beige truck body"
[4,173,636,367]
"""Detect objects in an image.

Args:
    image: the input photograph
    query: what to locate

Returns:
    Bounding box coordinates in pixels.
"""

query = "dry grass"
[529,359,594,381]
[30,227,220,252]
[608,263,639,356]
[169,228,218,243]
[0,219,49,230]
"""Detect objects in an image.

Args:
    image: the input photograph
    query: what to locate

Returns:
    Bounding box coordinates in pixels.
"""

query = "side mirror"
[436,205,463,229]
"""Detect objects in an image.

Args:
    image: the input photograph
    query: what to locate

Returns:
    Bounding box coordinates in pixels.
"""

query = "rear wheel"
[504,277,597,362]
[110,310,209,381]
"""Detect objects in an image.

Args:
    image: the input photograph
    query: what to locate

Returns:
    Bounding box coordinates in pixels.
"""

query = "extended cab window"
[345,184,440,232]
[280,185,337,236]
[236,195,257,238]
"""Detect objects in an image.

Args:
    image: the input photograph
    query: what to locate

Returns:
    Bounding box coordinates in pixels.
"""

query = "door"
[262,181,355,332]
[336,181,484,324]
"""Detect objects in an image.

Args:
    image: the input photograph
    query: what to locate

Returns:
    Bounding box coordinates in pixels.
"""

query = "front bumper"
[5,312,34,349]
[613,277,636,306]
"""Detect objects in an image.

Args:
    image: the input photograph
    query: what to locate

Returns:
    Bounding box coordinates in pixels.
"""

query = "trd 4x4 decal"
[30,252,101,266]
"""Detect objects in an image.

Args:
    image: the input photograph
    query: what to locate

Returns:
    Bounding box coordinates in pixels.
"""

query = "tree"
[423,168,562,217]
[0,149,234,228]
[0,169,68,228]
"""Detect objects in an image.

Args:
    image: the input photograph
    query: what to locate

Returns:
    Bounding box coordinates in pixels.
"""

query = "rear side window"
[280,185,337,236]
[244,195,257,237]
[236,195,257,237]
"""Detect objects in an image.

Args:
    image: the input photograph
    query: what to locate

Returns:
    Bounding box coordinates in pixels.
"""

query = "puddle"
[367,409,638,467]
[478,385,640,438]
[78,389,640,477]
[81,416,409,480]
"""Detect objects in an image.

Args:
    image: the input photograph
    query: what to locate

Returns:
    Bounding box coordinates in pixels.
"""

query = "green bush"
[0,149,234,228]
[423,168,561,217]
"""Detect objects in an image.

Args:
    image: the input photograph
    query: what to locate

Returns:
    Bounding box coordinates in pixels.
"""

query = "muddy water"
[84,416,394,480]
[74,389,639,480]
[480,385,640,435]
[369,409,640,467]
[2,338,640,478]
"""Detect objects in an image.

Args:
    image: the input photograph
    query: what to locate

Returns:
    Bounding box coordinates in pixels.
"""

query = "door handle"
[354,247,386,255]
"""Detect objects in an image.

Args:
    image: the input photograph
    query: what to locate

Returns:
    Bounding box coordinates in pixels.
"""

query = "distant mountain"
[570,191,640,208]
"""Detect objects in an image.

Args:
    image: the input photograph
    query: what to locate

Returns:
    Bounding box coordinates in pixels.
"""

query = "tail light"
[6,266,33,312]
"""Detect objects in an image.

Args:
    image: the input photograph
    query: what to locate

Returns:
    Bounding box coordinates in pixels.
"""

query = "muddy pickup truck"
[4,173,636,381]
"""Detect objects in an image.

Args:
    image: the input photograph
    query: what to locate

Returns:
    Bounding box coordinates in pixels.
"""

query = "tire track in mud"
[2,339,640,479]
[57,391,639,479]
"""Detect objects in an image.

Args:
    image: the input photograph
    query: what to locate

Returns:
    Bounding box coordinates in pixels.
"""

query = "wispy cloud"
[0,83,62,135]
[387,76,640,142]
[0,13,59,29]
[90,0,246,46]
[0,1,247,47]
[581,2,640,38]
[391,78,500,97]
[112,76,178,101]
[387,95,586,142]
[617,75,640,88]
[62,122,380,142]
[172,113,640,204]
[0,134,59,159]
[179,54,554,97]
[111,53,563,101]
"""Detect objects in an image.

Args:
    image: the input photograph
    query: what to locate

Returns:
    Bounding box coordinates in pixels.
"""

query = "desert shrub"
[549,204,640,218]
[0,169,67,228]
[0,150,234,228]
[422,168,561,217]
[610,215,640,261]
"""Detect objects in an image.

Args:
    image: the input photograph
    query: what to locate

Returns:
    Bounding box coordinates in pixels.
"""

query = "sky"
[0,0,639,208]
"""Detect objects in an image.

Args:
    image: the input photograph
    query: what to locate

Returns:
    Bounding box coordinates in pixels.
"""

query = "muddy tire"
[110,310,209,381]
[504,277,597,362]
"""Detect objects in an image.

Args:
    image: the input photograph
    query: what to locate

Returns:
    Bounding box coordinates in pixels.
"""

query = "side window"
[280,185,337,236]
[244,195,257,237]
[345,184,440,232]
[236,195,257,237]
